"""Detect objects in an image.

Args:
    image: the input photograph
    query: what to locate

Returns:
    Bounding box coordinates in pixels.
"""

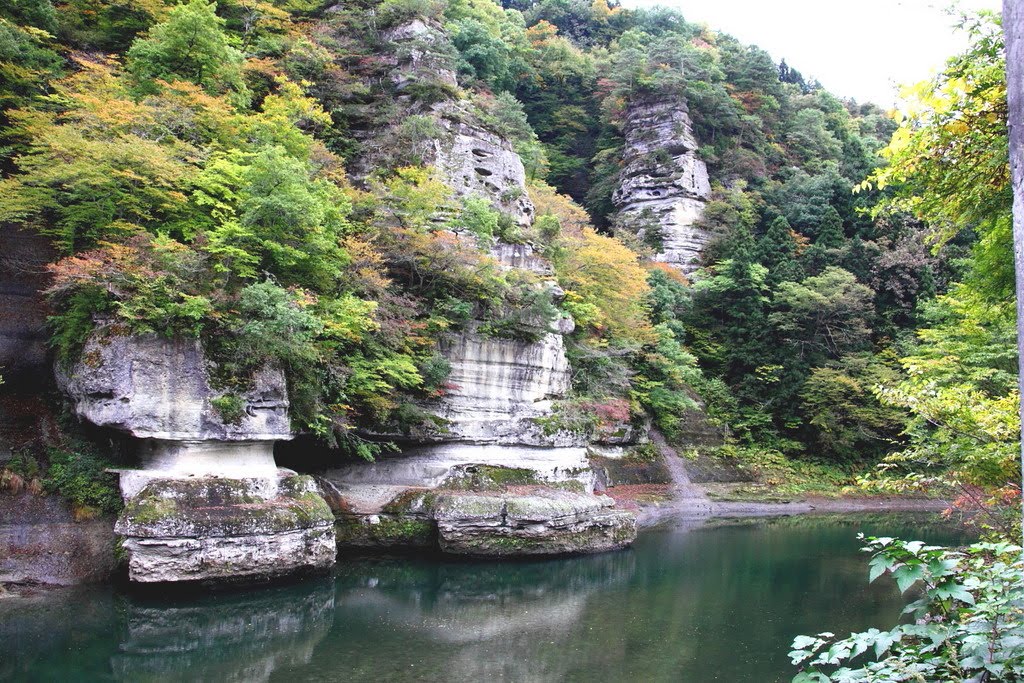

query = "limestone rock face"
[58,329,291,443]
[381,18,458,93]
[115,473,335,584]
[351,19,535,227]
[322,18,634,558]
[325,444,594,490]
[431,323,572,444]
[488,242,553,275]
[612,96,711,273]
[59,328,337,584]
[433,117,535,227]
[325,479,630,557]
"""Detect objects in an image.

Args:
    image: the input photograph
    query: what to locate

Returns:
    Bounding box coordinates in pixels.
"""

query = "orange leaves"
[341,236,391,297]
[526,20,559,47]
[47,238,154,299]
[647,262,688,286]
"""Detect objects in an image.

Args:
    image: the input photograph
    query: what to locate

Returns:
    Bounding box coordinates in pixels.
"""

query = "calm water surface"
[1,514,970,683]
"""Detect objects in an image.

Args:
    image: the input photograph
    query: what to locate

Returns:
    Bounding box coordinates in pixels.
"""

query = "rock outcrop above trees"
[613,96,712,273]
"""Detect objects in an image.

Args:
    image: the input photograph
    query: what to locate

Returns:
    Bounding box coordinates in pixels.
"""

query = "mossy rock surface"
[335,514,436,548]
[438,508,636,557]
[432,489,636,557]
[589,452,672,487]
[116,476,334,539]
[441,465,540,491]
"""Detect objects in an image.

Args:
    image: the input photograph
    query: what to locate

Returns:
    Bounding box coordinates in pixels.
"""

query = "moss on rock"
[441,465,540,491]
[335,513,436,548]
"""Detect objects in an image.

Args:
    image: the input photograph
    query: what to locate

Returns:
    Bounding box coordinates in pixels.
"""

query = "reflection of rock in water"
[326,551,637,681]
[0,586,120,680]
[111,579,334,683]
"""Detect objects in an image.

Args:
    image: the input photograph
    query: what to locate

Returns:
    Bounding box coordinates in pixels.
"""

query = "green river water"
[1,513,970,682]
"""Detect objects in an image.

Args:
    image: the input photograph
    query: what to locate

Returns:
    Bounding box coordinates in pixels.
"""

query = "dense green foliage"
[1,446,123,515]
[789,13,1023,682]
[792,538,1024,682]
[850,12,1019,526]
[0,0,1015,493]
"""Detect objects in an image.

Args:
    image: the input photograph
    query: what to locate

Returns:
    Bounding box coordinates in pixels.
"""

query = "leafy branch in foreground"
[791,537,1024,682]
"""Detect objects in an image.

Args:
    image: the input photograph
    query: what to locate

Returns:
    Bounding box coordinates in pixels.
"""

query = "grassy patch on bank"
[697,446,858,502]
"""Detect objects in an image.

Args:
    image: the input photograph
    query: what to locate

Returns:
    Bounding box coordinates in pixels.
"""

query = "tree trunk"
[1005,0,1024,540]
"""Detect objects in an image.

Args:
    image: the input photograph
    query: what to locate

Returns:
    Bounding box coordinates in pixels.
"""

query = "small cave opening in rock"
[474,167,494,177]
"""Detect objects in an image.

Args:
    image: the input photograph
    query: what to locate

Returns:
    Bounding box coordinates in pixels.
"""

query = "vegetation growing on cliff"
[0,0,1016,523]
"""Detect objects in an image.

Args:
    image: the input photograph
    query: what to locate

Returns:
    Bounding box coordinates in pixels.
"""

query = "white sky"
[620,0,1002,106]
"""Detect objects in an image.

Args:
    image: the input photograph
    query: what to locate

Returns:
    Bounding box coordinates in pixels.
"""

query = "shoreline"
[633,492,952,528]
[1,495,955,598]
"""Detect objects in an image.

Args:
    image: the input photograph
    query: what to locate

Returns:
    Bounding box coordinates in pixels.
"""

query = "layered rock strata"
[612,96,712,273]
[59,329,336,583]
[321,17,636,556]
[433,489,636,556]
[116,474,335,584]
[0,492,117,585]
[430,322,573,443]
[325,466,634,556]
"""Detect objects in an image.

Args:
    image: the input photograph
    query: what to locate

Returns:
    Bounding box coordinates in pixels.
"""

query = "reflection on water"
[1,514,970,683]
[111,580,335,682]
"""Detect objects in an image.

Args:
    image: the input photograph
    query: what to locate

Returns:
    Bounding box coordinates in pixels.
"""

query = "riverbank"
[613,484,950,528]
[609,433,953,527]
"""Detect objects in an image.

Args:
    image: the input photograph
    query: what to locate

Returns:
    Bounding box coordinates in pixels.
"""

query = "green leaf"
[869,556,890,583]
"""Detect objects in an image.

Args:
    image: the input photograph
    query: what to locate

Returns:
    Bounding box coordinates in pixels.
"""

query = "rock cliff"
[0,225,58,462]
[59,329,291,443]
[348,18,535,227]
[318,18,636,556]
[115,475,335,584]
[430,322,572,443]
[612,96,712,273]
[0,492,116,585]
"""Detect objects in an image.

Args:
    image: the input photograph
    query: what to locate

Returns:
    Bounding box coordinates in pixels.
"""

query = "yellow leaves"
[526,20,559,46]
[374,166,454,232]
[340,236,391,295]
[527,179,590,238]
[556,227,654,343]
[318,294,379,343]
[867,15,1009,256]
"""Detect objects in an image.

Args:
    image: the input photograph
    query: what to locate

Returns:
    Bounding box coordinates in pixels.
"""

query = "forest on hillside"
[0,0,1016,525]
[4,0,1024,678]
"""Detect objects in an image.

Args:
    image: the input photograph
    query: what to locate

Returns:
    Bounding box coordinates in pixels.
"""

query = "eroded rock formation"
[612,96,712,273]
[433,489,636,556]
[115,475,334,584]
[318,19,636,556]
[58,328,336,583]
[59,330,291,443]
[432,322,572,443]
[433,116,536,227]
[348,18,535,227]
